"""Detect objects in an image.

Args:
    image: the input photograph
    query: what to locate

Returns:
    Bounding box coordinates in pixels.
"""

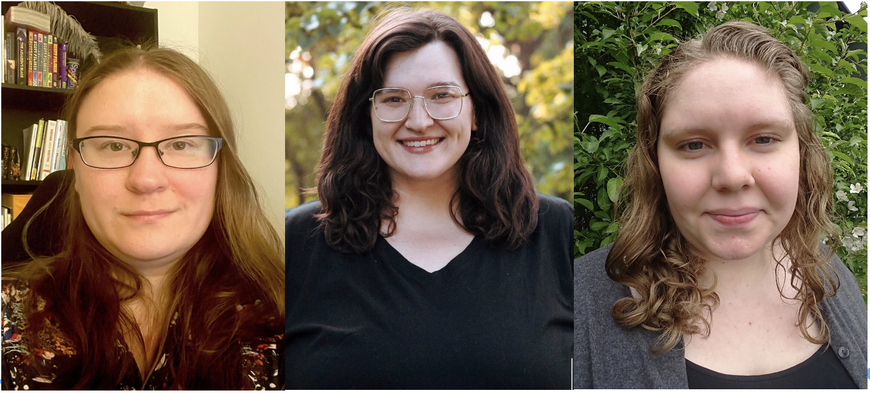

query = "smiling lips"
[122,209,175,223]
[706,210,760,227]
[399,137,444,149]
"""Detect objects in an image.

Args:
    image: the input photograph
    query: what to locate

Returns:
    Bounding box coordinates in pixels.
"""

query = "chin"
[699,239,771,262]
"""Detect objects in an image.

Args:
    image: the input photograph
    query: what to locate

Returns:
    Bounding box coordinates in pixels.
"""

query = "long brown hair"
[6,47,284,388]
[317,7,538,254]
[606,22,838,353]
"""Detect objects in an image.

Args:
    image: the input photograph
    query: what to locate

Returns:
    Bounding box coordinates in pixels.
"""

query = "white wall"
[143,2,285,239]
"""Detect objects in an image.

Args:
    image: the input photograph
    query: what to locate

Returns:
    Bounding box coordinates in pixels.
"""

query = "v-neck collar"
[373,235,483,283]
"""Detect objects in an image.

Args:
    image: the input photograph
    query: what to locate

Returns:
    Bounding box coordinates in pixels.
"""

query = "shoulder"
[574,244,616,291]
[536,193,573,222]
[819,250,868,388]
[285,200,322,235]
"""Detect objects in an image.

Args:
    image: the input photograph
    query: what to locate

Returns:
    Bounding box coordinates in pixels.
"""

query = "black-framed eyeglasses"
[71,135,223,169]
[369,85,471,122]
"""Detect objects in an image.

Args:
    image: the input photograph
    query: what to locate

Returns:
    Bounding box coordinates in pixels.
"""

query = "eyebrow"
[661,120,793,140]
[81,122,209,135]
[382,81,464,90]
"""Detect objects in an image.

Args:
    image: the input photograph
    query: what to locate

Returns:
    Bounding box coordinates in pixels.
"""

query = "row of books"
[20,119,70,181]
[4,27,78,89]
[3,6,79,89]
[1,206,13,230]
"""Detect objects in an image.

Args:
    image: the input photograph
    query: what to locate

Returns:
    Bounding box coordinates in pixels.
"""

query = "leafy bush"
[575,1,868,297]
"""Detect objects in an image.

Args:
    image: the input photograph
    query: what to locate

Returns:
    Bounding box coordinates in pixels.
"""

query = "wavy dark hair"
[316,7,538,254]
[5,47,284,388]
[606,22,839,353]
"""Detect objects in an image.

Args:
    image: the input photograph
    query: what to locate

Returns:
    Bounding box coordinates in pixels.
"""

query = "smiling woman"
[1,47,284,389]
[573,22,867,389]
[285,7,573,389]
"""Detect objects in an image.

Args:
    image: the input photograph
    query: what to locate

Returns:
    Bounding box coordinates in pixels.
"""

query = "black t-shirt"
[284,194,573,389]
[686,345,858,389]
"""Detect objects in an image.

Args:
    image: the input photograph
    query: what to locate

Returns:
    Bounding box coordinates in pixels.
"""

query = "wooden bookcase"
[1,2,157,198]
[1,2,157,225]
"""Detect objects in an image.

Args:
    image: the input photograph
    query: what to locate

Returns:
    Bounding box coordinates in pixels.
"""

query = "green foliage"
[575,2,868,298]
[285,2,574,207]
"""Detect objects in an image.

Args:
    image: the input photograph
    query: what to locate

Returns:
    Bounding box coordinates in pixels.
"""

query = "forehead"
[660,57,793,135]
[77,68,208,137]
[382,41,467,89]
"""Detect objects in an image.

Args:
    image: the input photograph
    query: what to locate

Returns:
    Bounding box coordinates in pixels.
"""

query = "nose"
[404,97,434,133]
[126,146,168,194]
[711,145,755,191]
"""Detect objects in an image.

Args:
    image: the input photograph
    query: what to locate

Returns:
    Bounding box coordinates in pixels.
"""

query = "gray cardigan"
[574,245,868,388]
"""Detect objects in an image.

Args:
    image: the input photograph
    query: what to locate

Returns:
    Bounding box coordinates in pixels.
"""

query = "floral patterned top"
[2,281,283,390]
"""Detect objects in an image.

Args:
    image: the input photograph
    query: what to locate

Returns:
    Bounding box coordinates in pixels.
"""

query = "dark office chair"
[2,169,74,265]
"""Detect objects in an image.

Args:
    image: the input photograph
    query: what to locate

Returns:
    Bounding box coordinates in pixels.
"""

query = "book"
[22,124,37,181]
[54,120,68,171]
[4,6,50,34]
[36,32,42,87]
[3,32,13,84]
[16,27,26,85]
[26,31,33,86]
[39,119,57,180]
[30,119,44,180]
[51,35,58,88]
[50,119,65,172]
[45,34,52,88]
[58,42,66,89]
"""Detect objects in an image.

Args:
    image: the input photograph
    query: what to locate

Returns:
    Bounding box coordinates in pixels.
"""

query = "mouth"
[398,138,444,148]
[122,209,175,222]
[706,210,760,226]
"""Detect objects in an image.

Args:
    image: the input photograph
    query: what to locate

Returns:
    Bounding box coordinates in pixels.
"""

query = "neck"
[697,242,791,300]
[390,170,460,213]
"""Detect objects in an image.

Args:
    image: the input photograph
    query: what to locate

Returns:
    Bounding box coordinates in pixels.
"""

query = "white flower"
[848,200,859,211]
[852,227,865,238]
[707,2,718,11]
[836,190,849,202]
[850,183,863,194]
[716,10,726,20]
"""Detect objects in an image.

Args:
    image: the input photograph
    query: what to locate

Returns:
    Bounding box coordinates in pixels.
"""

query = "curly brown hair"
[316,7,539,254]
[606,21,839,353]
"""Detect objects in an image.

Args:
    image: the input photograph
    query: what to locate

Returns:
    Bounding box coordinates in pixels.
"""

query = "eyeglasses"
[369,85,470,122]
[72,135,223,169]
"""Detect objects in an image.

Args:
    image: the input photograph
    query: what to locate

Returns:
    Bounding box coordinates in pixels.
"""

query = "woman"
[2,47,284,389]
[285,7,573,389]
[574,22,867,388]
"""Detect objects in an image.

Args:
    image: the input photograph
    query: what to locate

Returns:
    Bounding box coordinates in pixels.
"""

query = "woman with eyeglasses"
[1,47,284,389]
[284,7,572,389]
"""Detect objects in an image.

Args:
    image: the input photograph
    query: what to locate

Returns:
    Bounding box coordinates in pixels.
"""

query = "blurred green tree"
[285,2,574,207]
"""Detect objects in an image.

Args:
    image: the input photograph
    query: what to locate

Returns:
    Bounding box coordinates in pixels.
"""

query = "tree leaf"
[655,18,683,30]
[607,177,623,203]
[674,2,699,17]
[588,114,624,131]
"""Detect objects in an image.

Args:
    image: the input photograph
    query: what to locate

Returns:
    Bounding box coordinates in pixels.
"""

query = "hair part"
[316,7,538,253]
[606,21,839,354]
[7,46,284,388]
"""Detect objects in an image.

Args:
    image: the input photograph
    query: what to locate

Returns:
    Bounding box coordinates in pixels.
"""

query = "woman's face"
[656,57,800,262]
[370,41,475,186]
[73,68,218,272]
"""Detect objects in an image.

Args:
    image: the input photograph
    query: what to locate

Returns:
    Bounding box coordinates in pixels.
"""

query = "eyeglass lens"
[78,136,221,169]
[373,86,464,121]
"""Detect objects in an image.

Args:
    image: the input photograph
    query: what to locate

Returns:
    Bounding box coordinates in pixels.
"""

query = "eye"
[683,141,705,151]
[98,140,132,152]
[754,136,774,144]
[169,141,191,150]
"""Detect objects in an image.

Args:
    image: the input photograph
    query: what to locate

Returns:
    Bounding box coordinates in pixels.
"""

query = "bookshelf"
[1,2,158,197]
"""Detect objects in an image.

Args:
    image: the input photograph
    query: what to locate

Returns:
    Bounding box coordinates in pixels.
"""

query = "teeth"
[401,139,440,147]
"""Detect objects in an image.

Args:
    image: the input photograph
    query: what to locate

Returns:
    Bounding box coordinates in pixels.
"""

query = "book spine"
[50,119,63,171]
[54,120,67,171]
[51,35,58,88]
[46,35,53,88]
[36,32,42,87]
[16,27,25,85]
[39,120,56,180]
[22,124,35,181]
[27,31,33,86]
[31,119,44,180]
[4,32,14,84]
[41,33,49,88]
[59,42,66,89]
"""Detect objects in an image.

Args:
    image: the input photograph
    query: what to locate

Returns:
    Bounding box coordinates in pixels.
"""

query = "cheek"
[658,155,702,211]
